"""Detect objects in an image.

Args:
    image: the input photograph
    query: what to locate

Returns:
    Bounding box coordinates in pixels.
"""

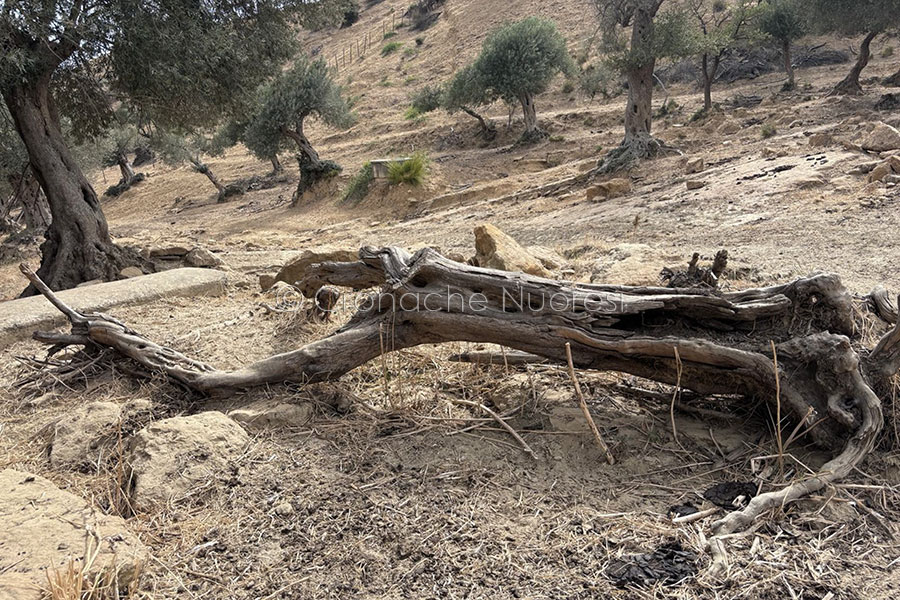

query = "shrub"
[578,63,616,101]
[341,162,374,203]
[383,31,397,40]
[409,84,443,114]
[760,123,777,138]
[403,106,426,121]
[388,152,428,185]
[382,41,402,56]
[561,80,575,94]
[341,1,360,28]
[415,36,425,46]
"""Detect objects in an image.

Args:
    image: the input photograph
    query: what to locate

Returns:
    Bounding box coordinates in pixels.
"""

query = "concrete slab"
[0,268,227,347]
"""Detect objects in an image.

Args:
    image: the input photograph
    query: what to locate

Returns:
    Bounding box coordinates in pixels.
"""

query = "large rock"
[684,157,705,174]
[49,402,122,471]
[0,469,147,600]
[473,224,550,277]
[525,245,567,270]
[0,268,227,347]
[228,400,313,429]
[184,247,223,268]
[275,247,358,286]
[127,411,249,510]
[861,122,900,153]
[586,178,632,202]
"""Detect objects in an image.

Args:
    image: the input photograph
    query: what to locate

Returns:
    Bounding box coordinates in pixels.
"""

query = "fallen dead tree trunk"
[18,247,900,575]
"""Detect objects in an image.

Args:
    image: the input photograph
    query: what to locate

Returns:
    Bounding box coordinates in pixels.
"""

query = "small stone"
[259,273,277,291]
[119,266,143,278]
[684,157,705,174]
[274,502,294,516]
[184,247,222,268]
[228,400,313,429]
[685,180,706,190]
[868,163,893,183]
[587,178,632,202]
[148,245,191,258]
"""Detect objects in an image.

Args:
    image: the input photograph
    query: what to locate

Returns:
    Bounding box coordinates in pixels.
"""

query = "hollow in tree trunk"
[830,32,877,96]
[782,39,795,90]
[2,77,134,295]
[283,124,341,205]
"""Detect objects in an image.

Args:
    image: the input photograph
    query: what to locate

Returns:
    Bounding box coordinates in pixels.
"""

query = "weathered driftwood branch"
[19,248,898,575]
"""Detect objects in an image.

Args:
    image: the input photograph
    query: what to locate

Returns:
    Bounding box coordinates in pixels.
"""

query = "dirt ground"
[3,0,900,598]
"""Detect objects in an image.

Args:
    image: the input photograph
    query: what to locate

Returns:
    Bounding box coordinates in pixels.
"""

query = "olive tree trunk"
[830,32,877,96]
[283,124,340,205]
[461,107,497,140]
[701,53,721,111]
[518,92,544,142]
[189,158,226,196]
[884,66,900,87]
[782,39,795,90]
[2,77,133,294]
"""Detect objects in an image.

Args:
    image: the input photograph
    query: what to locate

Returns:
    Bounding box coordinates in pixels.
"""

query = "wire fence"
[325,12,408,74]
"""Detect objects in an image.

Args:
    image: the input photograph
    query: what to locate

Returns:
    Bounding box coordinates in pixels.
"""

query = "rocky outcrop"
[49,401,122,471]
[861,122,900,153]
[127,411,248,511]
[473,224,549,277]
[0,469,147,600]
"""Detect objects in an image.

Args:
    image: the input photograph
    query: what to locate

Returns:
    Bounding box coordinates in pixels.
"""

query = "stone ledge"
[0,268,227,347]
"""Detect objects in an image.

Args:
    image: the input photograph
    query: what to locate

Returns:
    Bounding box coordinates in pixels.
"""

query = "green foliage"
[382,42,403,56]
[594,2,697,73]
[471,17,576,105]
[689,1,761,60]
[243,56,354,162]
[561,80,575,94]
[578,63,617,100]
[416,36,426,46]
[387,153,429,185]
[443,65,493,114]
[760,122,777,138]
[410,85,444,114]
[341,162,374,203]
[384,31,398,40]
[756,0,805,44]
[342,1,361,28]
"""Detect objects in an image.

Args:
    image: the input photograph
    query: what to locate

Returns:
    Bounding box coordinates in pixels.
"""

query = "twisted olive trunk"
[831,32,878,96]
[3,76,131,294]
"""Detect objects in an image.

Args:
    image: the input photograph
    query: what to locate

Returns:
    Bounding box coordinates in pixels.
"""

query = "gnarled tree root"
[18,248,899,576]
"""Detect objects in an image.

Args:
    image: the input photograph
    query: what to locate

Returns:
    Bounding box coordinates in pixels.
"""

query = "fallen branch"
[18,248,897,576]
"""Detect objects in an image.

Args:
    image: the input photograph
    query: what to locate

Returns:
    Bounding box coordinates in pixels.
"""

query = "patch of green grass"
[381,41,402,56]
[379,76,392,87]
[403,47,417,58]
[882,45,894,58]
[383,31,397,40]
[403,106,426,122]
[404,75,418,85]
[549,135,565,142]
[760,123,777,139]
[561,81,575,94]
[388,152,429,186]
[341,162,374,204]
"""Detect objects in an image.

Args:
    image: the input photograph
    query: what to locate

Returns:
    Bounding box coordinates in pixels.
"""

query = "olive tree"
[1,105,49,234]
[0,0,343,293]
[468,17,575,141]
[591,1,694,170]
[441,66,497,139]
[755,0,806,90]
[807,0,900,95]
[244,56,354,205]
[688,0,758,110]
